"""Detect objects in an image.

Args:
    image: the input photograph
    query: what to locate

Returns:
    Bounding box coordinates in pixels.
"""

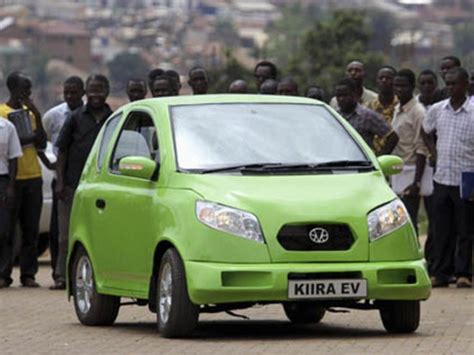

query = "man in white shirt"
[0,117,23,288]
[42,76,84,289]
[423,67,474,288]
[391,69,428,235]
[43,76,84,156]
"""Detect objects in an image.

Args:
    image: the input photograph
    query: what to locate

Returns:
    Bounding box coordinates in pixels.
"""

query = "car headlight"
[196,201,264,243]
[367,199,409,242]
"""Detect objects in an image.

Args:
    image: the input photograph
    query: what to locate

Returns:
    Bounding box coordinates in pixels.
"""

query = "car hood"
[169,171,396,262]
[172,171,393,214]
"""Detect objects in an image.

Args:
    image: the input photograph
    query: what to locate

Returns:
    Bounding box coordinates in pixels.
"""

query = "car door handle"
[96,199,106,209]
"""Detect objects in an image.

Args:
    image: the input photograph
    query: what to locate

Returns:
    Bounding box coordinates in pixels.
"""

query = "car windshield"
[171,103,368,172]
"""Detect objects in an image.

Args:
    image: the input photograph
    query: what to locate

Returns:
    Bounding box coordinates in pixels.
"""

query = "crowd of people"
[0,55,473,291]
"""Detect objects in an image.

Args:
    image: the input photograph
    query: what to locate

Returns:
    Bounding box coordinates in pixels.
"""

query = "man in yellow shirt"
[0,72,47,288]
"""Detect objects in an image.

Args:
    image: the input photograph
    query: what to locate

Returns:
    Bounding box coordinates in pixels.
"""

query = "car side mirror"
[118,156,157,180]
[377,155,403,176]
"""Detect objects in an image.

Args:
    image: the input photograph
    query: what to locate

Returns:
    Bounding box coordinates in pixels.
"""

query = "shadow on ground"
[91,319,426,341]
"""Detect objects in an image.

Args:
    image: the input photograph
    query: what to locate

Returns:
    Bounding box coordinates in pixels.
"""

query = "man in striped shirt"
[423,67,474,288]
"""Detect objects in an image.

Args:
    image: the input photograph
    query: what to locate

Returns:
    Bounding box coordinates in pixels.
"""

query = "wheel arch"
[67,241,88,298]
[148,239,180,312]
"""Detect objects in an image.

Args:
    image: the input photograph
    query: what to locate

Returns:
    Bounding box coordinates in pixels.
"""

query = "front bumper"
[185,259,431,305]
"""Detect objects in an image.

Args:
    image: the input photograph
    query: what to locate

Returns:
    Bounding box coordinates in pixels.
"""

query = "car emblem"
[308,227,330,244]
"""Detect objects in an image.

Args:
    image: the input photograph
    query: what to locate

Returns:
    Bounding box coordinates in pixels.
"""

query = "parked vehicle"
[39,142,55,253]
[67,95,431,338]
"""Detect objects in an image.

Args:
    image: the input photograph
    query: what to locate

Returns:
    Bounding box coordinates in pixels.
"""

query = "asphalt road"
[0,263,473,354]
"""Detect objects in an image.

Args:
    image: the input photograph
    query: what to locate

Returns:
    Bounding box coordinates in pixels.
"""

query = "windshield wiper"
[200,163,283,174]
[308,160,373,168]
[199,160,373,174]
[246,160,373,171]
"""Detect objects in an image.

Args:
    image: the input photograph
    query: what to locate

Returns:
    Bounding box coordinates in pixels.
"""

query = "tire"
[379,300,420,333]
[71,247,120,326]
[157,248,199,338]
[283,302,326,324]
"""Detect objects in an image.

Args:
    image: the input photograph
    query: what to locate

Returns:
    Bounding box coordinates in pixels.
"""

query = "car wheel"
[72,247,120,326]
[379,300,420,333]
[283,302,326,324]
[157,248,199,338]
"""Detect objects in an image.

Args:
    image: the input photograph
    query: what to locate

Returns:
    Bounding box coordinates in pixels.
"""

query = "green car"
[67,95,431,338]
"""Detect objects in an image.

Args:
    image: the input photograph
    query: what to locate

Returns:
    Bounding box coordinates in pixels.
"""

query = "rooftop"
[33,21,89,37]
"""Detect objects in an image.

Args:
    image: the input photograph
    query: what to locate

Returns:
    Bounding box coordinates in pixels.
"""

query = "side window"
[97,113,121,171]
[110,111,159,172]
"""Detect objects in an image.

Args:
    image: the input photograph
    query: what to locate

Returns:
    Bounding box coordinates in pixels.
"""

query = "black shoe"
[0,278,11,288]
[430,276,449,288]
[49,281,66,290]
[21,278,40,288]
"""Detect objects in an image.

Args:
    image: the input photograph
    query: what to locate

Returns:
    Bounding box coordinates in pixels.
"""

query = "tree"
[286,10,384,95]
[453,23,474,58]
[264,4,327,69]
[207,50,254,93]
[207,8,387,96]
[107,52,150,93]
[211,18,240,48]
[28,51,51,109]
[365,8,398,53]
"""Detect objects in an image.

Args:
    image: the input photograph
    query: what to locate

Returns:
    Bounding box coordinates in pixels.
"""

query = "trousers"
[431,182,473,282]
[0,178,42,283]
[54,188,74,283]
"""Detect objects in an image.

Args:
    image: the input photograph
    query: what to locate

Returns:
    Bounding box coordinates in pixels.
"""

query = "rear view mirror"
[377,155,403,176]
[119,156,157,180]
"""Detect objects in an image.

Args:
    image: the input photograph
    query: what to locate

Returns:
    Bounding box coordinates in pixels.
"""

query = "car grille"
[288,272,362,280]
[277,224,354,251]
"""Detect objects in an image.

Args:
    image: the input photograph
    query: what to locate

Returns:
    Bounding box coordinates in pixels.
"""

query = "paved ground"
[0,263,473,355]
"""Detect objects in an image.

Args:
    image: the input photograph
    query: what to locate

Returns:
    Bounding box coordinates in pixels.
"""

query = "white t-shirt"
[43,102,72,156]
[0,117,23,175]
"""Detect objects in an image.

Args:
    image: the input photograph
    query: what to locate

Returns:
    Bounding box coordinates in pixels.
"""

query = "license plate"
[288,279,367,299]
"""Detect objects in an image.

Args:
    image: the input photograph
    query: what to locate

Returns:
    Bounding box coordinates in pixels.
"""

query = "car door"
[79,112,120,281]
[94,109,159,293]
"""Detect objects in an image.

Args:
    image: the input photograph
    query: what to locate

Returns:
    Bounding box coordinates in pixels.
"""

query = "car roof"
[122,94,326,110]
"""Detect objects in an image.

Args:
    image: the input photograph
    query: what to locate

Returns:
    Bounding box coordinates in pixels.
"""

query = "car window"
[171,103,367,171]
[97,113,121,171]
[110,111,159,172]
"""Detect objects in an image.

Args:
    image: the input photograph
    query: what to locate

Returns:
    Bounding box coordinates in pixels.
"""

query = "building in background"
[0,18,91,71]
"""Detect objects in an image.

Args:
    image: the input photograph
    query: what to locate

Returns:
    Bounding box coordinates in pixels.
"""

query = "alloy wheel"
[75,255,94,314]
[159,263,173,324]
